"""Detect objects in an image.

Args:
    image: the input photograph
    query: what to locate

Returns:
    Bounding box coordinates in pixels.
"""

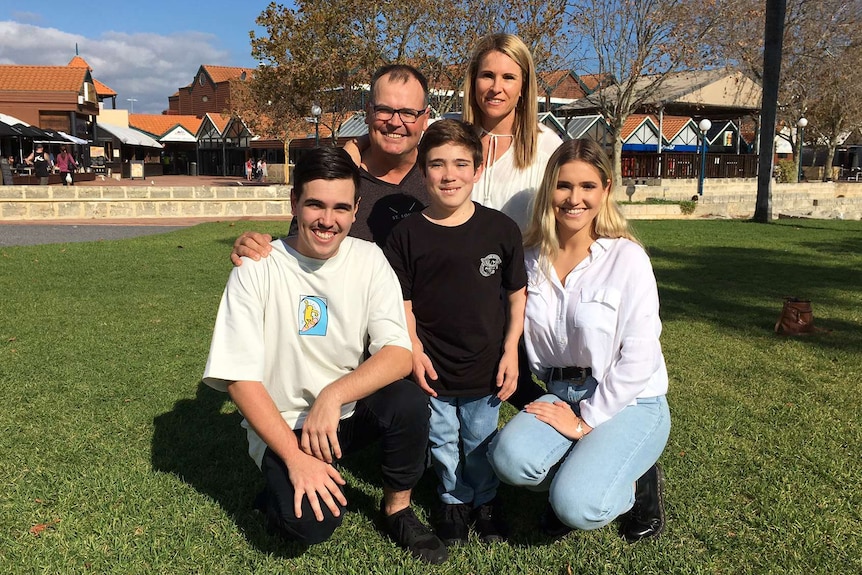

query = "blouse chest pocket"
[573,287,621,333]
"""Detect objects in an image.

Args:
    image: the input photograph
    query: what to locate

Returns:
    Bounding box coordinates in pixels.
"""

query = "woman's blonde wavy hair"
[462,33,539,170]
[524,139,640,279]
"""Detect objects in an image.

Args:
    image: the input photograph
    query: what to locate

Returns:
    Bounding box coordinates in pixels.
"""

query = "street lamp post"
[797,116,808,182]
[311,104,322,147]
[697,118,712,196]
[126,98,138,113]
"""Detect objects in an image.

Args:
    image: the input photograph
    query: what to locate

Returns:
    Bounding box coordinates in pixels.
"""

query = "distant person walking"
[56,146,77,186]
[245,158,253,182]
[25,144,52,185]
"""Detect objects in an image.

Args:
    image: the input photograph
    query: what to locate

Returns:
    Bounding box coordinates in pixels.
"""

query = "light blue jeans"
[488,377,670,530]
[429,394,502,506]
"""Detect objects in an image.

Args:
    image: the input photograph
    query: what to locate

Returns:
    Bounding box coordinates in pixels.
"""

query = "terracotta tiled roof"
[68,56,91,70]
[621,114,658,140]
[0,65,88,91]
[66,56,117,96]
[623,113,695,142]
[206,112,231,133]
[646,114,691,141]
[201,65,254,84]
[93,78,117,97]
[129,114,203,138]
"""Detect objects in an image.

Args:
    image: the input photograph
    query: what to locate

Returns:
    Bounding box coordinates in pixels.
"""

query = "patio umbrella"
[0,121,24,137]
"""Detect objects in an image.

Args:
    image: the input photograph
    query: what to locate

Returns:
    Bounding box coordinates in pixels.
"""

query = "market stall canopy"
[97,123,164,148]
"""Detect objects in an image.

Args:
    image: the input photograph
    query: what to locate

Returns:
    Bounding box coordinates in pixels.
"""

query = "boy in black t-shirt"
[384,120,527,545]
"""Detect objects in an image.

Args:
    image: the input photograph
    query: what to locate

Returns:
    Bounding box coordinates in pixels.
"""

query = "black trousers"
[259,379,430,545]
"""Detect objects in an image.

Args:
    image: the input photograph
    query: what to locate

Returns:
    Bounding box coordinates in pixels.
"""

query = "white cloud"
[0,21,229,114]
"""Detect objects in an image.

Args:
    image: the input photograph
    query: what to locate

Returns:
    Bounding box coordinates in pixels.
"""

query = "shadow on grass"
[151,382,561,554]
[151,382,306,558]
[651,241,862,353]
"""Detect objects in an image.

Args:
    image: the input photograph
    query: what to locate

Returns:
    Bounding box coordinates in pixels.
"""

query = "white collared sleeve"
[579,242,666,427]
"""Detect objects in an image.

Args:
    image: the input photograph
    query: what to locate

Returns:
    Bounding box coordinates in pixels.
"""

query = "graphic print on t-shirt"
[479,253,502,277]
[298,296,328,336]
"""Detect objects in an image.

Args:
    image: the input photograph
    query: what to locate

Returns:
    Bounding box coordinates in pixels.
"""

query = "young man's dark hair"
[292,147,361,203]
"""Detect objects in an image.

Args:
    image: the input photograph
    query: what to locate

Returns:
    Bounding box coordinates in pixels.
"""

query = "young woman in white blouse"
[488,138,671,543]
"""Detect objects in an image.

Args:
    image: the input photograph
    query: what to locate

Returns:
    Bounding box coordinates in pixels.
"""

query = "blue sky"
[1,1,292,114]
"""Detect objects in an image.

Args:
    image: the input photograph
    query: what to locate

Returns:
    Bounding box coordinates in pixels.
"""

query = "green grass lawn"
[1,219,860,574]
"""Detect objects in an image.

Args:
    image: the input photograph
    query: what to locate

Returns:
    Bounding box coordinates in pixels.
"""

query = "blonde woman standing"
[462,33,562,230]
[488,139,670,543]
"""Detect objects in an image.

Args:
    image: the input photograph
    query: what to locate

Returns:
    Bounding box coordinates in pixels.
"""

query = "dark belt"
[548,366,592,383]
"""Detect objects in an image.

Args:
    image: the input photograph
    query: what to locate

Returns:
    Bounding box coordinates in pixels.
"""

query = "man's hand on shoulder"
[231,231,273,266]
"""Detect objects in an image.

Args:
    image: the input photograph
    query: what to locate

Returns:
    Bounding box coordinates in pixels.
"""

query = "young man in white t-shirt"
[203,147,447,564]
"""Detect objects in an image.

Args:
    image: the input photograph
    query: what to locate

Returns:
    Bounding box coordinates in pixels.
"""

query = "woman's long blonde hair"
[462,33,539,170]
[524,139,640,278]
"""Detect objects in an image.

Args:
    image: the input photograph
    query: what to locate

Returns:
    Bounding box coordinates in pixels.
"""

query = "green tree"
[711,0,862,180]
[567,0,723,194]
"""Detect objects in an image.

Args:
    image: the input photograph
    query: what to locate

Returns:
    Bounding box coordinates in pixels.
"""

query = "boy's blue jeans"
[488,376,670,530]
[429,394,501,507]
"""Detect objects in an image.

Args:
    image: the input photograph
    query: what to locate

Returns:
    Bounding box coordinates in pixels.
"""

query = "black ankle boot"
[621,463,665,543]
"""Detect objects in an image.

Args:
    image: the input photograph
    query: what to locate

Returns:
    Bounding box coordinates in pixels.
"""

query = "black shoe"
[539,502,572,538]
[621,463,666,543]
[436,503,471,546]
[381,501,448,564]
[471,497,508,543]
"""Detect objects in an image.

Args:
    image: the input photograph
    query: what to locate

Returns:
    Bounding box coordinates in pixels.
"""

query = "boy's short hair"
[416,119,484,172]
[292,147,361,204]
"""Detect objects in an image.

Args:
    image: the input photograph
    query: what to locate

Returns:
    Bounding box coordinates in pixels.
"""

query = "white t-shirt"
[203,236,412,467]
[471,124,563,231]
[523,238,669,428]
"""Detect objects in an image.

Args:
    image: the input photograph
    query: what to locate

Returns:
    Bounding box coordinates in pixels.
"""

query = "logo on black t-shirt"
[479,254,502,277]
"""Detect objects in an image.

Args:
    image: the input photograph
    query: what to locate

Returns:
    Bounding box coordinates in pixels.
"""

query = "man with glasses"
[231,64,431,261]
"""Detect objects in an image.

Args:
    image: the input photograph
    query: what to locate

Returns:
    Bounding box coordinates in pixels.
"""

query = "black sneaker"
[540,502,572,538]
[436,503,471,546]
[471,497,508,543]
[381,501,448,564]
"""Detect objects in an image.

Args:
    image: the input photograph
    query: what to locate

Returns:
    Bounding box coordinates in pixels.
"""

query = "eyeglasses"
[370,104,427,124]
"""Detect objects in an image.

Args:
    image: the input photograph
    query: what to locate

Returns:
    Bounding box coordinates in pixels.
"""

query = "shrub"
[679,200,697,215]
[775,159,798,183]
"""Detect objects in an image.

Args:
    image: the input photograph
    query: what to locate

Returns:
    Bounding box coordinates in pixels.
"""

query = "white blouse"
[524,238,669,428]
[472,124,562,231]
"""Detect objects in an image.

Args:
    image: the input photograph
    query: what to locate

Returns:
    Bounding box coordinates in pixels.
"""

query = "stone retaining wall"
[623,180,862,220]
[0,185,293,221]
[2,180,861,222]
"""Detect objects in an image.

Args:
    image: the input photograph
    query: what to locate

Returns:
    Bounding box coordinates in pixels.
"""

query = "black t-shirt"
[288,164,428,246]
[33,153,50,177]
[385,204,527,396]
[355,164,429,246]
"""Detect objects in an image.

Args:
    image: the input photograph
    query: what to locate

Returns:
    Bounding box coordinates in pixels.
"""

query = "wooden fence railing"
[621,152,759,179]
